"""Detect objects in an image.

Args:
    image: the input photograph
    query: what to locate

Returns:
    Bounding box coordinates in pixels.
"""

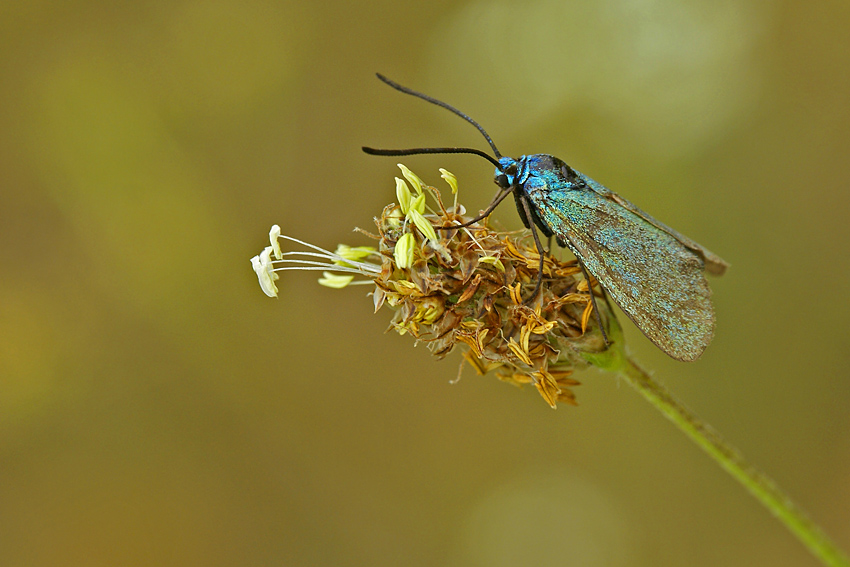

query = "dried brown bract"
[252,165,619,407]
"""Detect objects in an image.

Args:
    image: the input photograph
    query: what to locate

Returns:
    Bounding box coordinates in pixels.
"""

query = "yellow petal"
[479,256,505,272]
[395,177,412,214]
[409,192,426,214]
[532,370,561,409]
[335,244,377,261]
[439,168,458,194]
[393,232,415,269]
[408,209,439,244]
[318,272,355,289]
[397,163,424,195]
[581,297,594,334]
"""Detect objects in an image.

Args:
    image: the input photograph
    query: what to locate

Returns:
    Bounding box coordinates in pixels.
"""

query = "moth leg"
[546,235,553,254]
[518,195,546,303]
[436,187,513,230]
[577,261,610,347]
[513,190,532,229]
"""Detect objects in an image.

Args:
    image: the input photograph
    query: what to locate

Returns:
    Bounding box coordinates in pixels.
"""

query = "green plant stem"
[618,355,849,567]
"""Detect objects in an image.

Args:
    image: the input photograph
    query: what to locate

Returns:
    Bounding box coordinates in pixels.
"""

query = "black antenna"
[362,146,501,169]
[374,73,503,160]
[362,74,565,310]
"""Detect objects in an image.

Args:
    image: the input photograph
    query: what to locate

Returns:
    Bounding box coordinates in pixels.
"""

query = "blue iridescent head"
[495,157,520,190]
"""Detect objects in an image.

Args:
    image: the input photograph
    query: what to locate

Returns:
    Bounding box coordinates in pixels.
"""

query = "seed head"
[251,166,620,407]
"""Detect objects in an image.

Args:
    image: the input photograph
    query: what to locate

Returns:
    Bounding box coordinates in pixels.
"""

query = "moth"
[364,74,728,361]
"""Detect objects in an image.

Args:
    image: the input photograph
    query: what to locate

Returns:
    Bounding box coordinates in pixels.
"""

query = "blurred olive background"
[1,1,849,566]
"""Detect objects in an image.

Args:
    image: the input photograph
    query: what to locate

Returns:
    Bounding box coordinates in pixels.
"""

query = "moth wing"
[526,177,717,361]
[586,179,729,276]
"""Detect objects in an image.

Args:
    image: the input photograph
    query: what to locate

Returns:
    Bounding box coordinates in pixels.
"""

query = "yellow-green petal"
[318,272,355,289]
[394,232,415,269]
[387,206,403,228]
[397,163,424,195]
[335,244,377,261]
[479,255,506,272]
[439,168,458,194]
[409,193,426,215]
[395,177,412,214]
[408,209,439,244]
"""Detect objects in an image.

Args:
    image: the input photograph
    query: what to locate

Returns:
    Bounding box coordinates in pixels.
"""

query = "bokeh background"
[2,1,849,565]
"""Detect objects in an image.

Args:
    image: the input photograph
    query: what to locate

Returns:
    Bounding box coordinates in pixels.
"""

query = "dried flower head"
[251,165,622,407]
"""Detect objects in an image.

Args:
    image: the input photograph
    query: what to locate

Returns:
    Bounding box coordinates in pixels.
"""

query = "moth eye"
[560,165,576,178]
[495,173,510,188]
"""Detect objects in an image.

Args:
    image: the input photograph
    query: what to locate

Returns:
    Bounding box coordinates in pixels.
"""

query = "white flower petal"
[251,246,279,298]
[269,224,283,260]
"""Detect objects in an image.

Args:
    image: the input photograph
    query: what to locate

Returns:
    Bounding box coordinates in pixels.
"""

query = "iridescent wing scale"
[521,157,728,361]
